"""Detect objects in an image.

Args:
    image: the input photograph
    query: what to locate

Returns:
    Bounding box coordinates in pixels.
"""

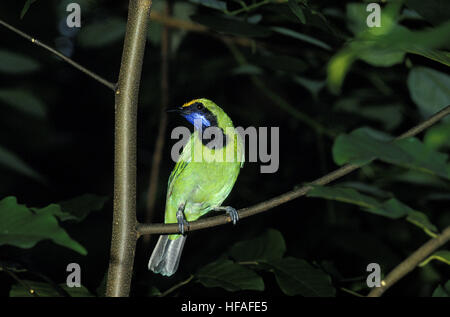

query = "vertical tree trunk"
[106,0,152,297]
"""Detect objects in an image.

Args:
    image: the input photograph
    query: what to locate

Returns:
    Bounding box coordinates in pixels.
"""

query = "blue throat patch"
[183,112,211,130]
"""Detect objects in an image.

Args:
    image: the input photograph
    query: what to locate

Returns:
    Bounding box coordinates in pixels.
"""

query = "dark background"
[0,0,449,297]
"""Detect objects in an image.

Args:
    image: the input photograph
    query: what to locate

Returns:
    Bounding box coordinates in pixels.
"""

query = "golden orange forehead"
[182,99,200,108]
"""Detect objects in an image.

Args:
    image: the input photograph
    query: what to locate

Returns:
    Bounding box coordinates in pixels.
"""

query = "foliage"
[0,0,448,297]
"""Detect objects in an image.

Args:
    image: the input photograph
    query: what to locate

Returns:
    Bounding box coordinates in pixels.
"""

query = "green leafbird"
[148,98,244,276]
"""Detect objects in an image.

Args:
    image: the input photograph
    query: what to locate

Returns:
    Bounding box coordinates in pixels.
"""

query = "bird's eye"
[196,103,204,110]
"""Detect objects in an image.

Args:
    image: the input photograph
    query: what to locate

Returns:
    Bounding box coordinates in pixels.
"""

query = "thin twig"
[137,105,450,236]
[150,11,207,33]
[158,274,194,297]
[105,0,152,297]
[0,18,116,91]
[0,265,38,297]
[340,287,364,297]
[150,11,261,49]
[367,226,450,297]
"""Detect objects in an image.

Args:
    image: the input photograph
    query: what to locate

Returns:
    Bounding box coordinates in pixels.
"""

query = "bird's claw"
[176,206,188,235]
[225,206,239,225]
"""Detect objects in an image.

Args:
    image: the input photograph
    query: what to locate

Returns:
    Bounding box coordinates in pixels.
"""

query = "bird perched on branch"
[148,98,244,276]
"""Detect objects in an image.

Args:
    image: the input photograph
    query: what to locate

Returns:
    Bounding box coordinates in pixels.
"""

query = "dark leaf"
[229,229,286,262]
[0,89,46,118]
[407,66,450,119]
[56,194,109,222]
[0,50,40,74]
[432,280,450,297]
[0,146,44,182]
[0,197,87,255]
[267,257,335,297]
[20,0,38,19]
[196,259,264,292]
[287,0,306,24]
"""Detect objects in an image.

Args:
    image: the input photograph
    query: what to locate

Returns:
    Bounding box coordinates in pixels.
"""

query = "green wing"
[167,160,188,189]
[167,134,194,193]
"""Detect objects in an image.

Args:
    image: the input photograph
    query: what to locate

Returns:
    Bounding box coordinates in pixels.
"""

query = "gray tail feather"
[148,235,186,276]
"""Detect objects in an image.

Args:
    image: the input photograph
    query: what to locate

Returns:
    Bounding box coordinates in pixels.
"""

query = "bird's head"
[167,98,233,130]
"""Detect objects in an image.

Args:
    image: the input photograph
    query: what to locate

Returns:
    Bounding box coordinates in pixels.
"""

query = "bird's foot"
[176,206,189,235]
[214,206,239,225]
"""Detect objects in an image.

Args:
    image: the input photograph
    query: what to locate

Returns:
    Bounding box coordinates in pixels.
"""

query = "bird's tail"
[148,235,186,277]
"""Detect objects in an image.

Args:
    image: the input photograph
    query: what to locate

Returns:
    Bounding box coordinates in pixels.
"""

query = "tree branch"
[105,0,152,297]
[150,11,261,49]
[0,18,116,91]
[137,105,450,236]
[150,11,207,33]
[367,226,450,297]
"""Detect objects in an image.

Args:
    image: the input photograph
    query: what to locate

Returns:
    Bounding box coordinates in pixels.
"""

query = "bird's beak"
[166,106,183,113]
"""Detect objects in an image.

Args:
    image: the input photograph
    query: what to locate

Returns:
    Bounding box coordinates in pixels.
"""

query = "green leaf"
[307,184,439,234]
[407,66,450,120]
[307,185,383,212]
[0,145,44,182]
[308,186,410,219]
[229,229,286,262]
[424,123,450,150]
[148,286,162,297]
[419,250,450,267]
[330,4,450,94]
[332,128,450,180]
[57,194,109,222]
[292,76,326,100]
[357,45,405,67]
[334,99,403,131]
[287,0,306,24]
[19,194,108,225]
[77,18,126,48]
[0,89,46,118]
[404,211,438,236]
[347,1,401,37]
[432,280,450,297]
[196,259,264,292]
[406,47,450,67]
[20,0,38,19]
[10,280,94,297]
[332,128,400,166]
[0,197,87,255]
[189,0,227,11]
[338,181,391,198]
[358,105,403,131]
[346,3,368,35]
[388,22,450,52]
[231,64,263,76]
[389,170,448,188]
[271,27,331,51]
[267,257,335,297]
[395,137,449,179]
[0,50,40,74]
[373,198,416,220]
[326,50,356,94]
